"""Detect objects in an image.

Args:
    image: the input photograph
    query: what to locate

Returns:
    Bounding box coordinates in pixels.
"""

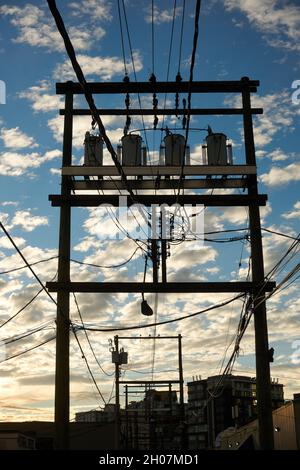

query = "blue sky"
[0,0,300,421]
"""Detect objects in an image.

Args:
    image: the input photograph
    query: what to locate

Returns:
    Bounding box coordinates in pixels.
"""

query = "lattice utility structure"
[112,334,184,450]
[46,77,276,450]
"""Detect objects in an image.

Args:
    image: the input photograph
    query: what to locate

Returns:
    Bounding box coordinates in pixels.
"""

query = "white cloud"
[69,0,112,22]
[0,127,38,149]
[49,168,61,176]
[268,148,290,162]
[144,5,182,25]
[260,162,300,187]
[0,3,105,52]
[0,235,26,249]
[0,201,18,207]
[47,115,121,149]
[225,91,298,148]
[53,52,143,81]
[10,210,49,232]
[18,81,63,113]
[0,149,62,177]
[282,201,300,219]
[225,0,300,51]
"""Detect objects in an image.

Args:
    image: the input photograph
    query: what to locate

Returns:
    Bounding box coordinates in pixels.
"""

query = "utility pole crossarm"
[46,281,276,293]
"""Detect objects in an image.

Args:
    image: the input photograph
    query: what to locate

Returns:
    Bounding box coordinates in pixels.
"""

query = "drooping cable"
[73,293,114,377]
[151,0,155,76]
[0,221,58,309]
[0,271,57,330]
[46,0,136,202]
[177,0,186,75]
[161,0,177,134]
[117,0,128,77]
[175,0,202,206]
[0,335,56,364]
[120,0,152,169]
[0,255,58,275]
[76,293,244,332]
[1,321,55,346]
[71,325,107,405]
[70,247,142,270]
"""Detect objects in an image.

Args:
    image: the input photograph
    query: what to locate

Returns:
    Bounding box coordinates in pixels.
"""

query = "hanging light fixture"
[141,295,153,316]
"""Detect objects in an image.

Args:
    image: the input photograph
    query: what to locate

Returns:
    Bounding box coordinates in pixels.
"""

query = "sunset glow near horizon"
[0,0,300,422]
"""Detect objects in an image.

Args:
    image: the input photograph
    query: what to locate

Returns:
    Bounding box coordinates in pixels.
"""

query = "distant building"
[75,404,115,423]
[0,422,115,450]
[219,393,300,450]
[124,389,183,450]
[0,431,35,450]
[187,374,284,449]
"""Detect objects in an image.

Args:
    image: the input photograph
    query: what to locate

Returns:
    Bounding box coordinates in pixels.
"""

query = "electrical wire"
[0,221,59,309]
[161,0,177,133]
[1,321,55,346]
[0,221,110,406]
[0,335,56,364]
[177,0,186,75]
[176,0,202,201]
[70,247,141,270]
[117,0,128,76]
[0,255,58,275]
[75,293,244,332]
[262,227,300,241]
[212,234,300,397]
[72,292,114,377]
[120,0,155,187]
[0,286,43,330]
[46,0,137,202]
[71,325,107,405]
[151,0,155,75]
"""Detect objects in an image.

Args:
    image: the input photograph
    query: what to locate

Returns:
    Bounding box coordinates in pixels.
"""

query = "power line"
[175,0,202,203]
[1,322,55,346]
[117,0,128,76]
[0,255,58,275]
[72,293,114,377]
[71,326,107,405]
[177,0,186,75]
[46,0,136,202]
[0,335,56,364]
[0,221,58,308]
[76,293,244,332]
[215,233,300,394]
[120,0,152,171]
[151,0,155,75]
[0,271,57,330]
[262,227,300,241]
[161,0,178,135]
[0,286,43,330]
[70,247,142,270]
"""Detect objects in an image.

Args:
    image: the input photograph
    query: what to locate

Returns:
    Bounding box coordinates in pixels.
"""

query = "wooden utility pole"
[151,239,159,283]
[114,335,120,449]
[160,209,167,283]
[242,76,274,449]
[54,89,73,450]
[48,77,275,450]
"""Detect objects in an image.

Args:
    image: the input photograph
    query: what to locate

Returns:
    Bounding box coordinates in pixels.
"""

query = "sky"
[0,0,300,422]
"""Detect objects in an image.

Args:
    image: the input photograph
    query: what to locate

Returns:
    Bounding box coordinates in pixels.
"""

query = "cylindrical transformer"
[117,144,122,163]
[227,143,233,164]
[185,145,191,165]
[84,131,103,166]
[164,133,186,166]
[202,145,208,164]
[142,146,147,166]
[206,133,227,165]
[159,144,165,165]
[121,134,142,166]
